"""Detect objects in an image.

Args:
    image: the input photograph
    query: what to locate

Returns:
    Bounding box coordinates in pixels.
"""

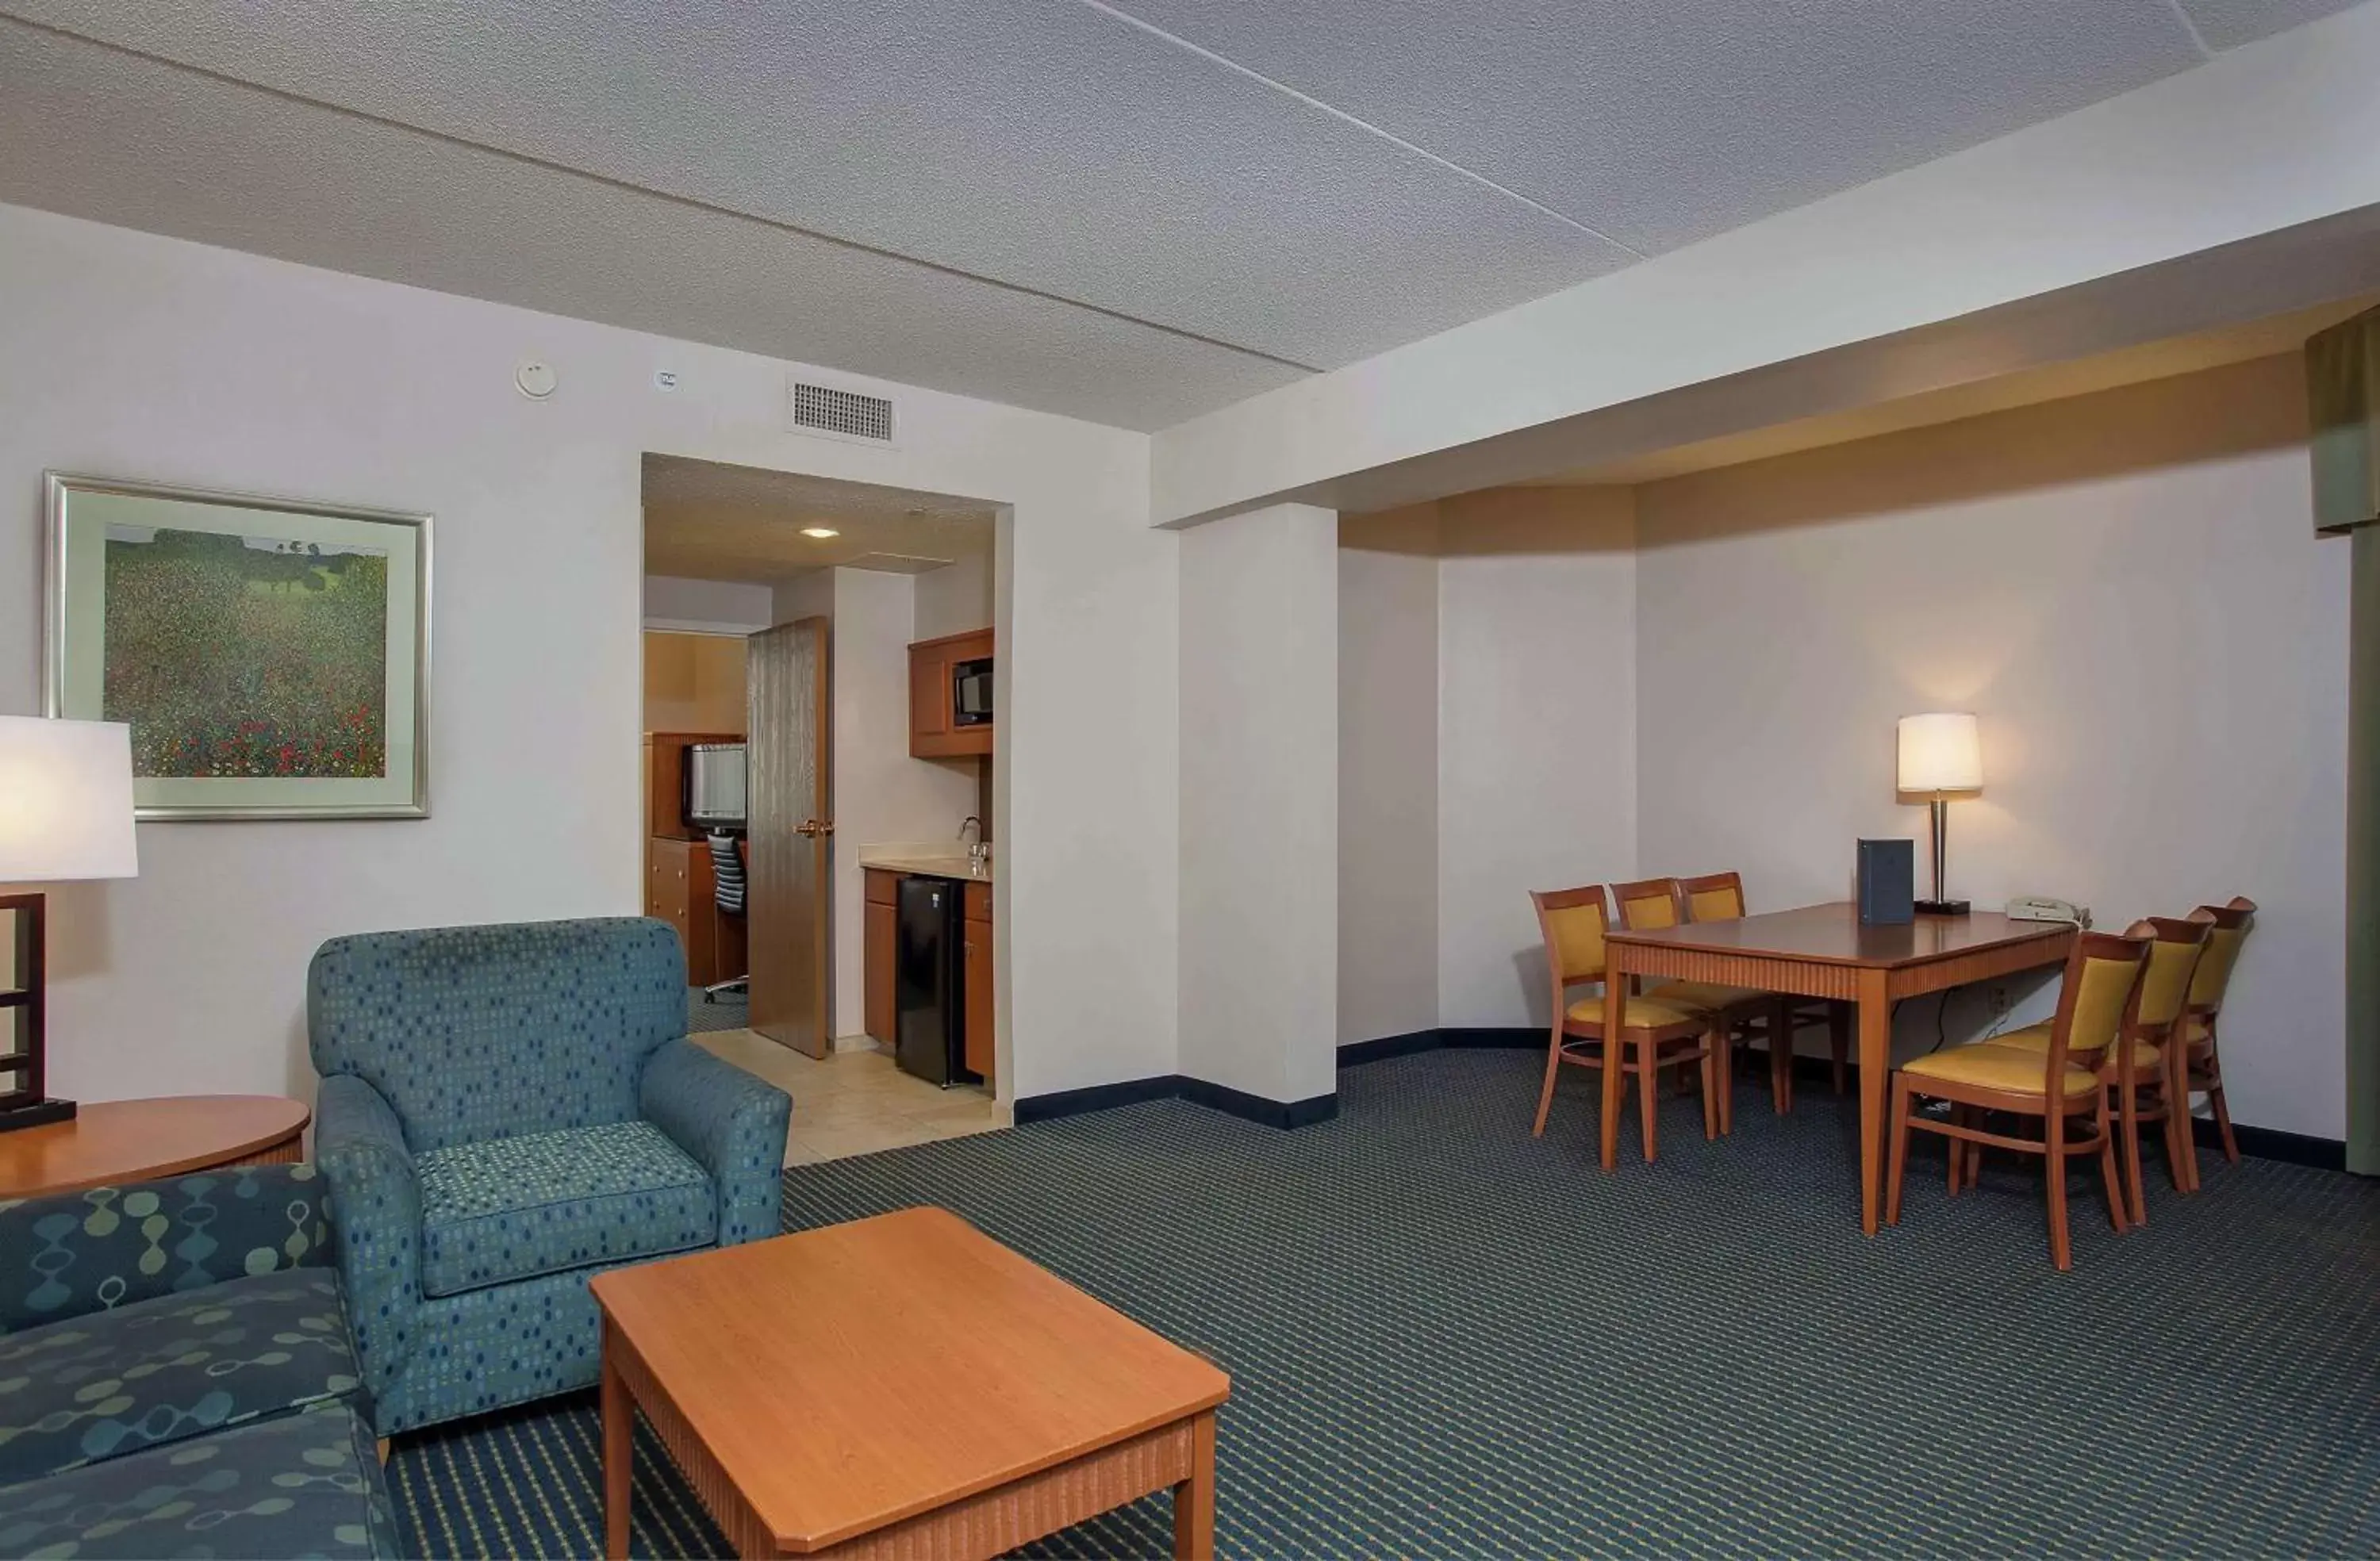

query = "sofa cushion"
[0,1401,397,1559]
[416,1120,715,1298]
[0,1268,367,1487]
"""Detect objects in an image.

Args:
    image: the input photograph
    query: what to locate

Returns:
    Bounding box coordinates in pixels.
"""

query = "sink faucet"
[958,815,988,872]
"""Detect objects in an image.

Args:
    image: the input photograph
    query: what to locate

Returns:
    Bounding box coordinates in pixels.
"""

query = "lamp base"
[0,1096,76,1133]
[1915,899,1971,916]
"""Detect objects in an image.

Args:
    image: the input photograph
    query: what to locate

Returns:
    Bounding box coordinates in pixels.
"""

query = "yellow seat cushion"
[1566,995,1707,1030]
[1901,1041,2098,1099]
[1989,1022,2163,1074]
[1648,980,1768,1013]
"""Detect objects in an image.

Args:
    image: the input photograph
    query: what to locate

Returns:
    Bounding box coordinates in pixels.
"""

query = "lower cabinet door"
[864,898,897,1045]
[962,917,993,1082]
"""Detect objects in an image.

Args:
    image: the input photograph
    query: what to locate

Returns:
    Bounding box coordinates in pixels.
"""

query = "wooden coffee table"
[0,1095,309,1199]
[590,1206,1230,1560]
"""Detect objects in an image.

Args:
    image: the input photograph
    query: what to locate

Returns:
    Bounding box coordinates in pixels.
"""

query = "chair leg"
[1637,1034,1661,1163]
[1884,1074,1913,1227]
[1946,1105,1964,1195]
[2209,1045,2240,1165]
[1828,1003,1850,1095]
[2157,1066,2191,1198]
[1772,1010,1794,1116]
[1700,1031,1719,1141]
[2117,1071,2147,1227]
[2045,1108,2072,1271]
[2096,1092,2129,1235]
[1716,1028,1735,1137]
[1531,1034,1564,1138]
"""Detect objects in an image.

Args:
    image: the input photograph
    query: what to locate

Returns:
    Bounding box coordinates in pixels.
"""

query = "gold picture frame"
[44,472,432,820]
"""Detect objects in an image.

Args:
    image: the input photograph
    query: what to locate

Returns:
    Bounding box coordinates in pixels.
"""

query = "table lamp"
[0,715,138,1131]
[1897,711,1981,916]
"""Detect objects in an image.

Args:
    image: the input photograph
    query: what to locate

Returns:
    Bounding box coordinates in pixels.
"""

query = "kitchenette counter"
[858,849,992,883]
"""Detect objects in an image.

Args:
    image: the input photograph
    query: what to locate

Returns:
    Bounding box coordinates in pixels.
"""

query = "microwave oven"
[953,657,992,726]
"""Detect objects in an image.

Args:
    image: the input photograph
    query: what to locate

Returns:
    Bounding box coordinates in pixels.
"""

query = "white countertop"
[858,849,992,883]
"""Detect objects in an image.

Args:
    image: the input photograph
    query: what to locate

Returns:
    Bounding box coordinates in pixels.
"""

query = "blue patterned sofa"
[0,1164,399,1559]
[309,917,791,1436]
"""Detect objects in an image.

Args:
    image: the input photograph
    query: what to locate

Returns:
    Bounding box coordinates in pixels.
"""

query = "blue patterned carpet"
[390,1049,2380,1557]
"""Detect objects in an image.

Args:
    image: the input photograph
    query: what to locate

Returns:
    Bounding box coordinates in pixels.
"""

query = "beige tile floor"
[692,1028,1008,1166]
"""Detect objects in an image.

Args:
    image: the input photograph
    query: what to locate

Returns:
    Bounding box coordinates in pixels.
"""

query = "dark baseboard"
[1438,1026,1541,1049]
[1012,1073,1336,1130]
[1011,1074,1183,1126]
[1334,1030,1441,1068]
[2194,1116,2346,1171]
[1179,1076,1338,1130]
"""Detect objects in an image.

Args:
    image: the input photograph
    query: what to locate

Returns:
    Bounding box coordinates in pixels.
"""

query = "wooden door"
[747,618,832,1057]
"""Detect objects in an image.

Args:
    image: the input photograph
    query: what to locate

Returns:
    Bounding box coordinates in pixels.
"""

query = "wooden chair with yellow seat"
[1529,885,1725,1161]
[1609,877,1771,1123]
[1884,928,2148,1271]
[1676,871,1850,1124]
[2175,896,2257,1187]
[1982,917,2206,1225]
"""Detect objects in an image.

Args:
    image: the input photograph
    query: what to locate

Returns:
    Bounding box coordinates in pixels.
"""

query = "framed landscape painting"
[44,473,432,820]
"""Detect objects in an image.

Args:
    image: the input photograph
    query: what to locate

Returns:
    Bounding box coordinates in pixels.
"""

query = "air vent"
[789,380,896,444]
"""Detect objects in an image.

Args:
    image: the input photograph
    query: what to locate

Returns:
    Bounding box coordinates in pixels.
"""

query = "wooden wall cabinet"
[908,628,993,759]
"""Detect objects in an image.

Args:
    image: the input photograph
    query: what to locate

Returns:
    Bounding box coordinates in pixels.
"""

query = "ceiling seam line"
[2159,0,2217,59]
[0,12,1330,377]
[1071,0,1647,258]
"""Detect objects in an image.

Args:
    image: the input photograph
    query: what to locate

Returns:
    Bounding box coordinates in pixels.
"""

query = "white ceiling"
[0,0,2362,429]
[642,455,993,586]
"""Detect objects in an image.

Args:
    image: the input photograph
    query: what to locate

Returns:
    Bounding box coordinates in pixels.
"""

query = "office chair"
[702,831,749,1002]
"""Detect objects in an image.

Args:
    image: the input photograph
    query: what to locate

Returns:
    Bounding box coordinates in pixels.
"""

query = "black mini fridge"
[895,876,973,1086]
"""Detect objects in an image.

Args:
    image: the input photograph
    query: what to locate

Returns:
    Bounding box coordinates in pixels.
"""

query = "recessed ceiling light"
[800,527,840,539]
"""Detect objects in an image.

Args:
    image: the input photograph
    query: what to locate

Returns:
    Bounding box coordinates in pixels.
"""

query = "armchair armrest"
[313,1073,423,1394]
[0,1163,332,1335]
[640,1039,792,1246]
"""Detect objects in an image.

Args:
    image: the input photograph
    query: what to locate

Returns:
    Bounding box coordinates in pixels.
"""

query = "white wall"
[1179,503,1338,1103]
[1338,508,1439,1045]
[0,201,1175,1106]
[1435,489,1638,1030]
[643,573,774,634]
[912,550,994,641]
[812,568,977,1040]
[1634,355,2347,1139]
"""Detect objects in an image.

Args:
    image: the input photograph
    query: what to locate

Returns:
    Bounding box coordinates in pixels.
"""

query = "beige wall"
[1634,355,2347,1139]
[1338,508,1439,1045]
[1180,502,1338,1105]
[642,631,747,735]
[1,201,1173,1107]
[913,550,994,641]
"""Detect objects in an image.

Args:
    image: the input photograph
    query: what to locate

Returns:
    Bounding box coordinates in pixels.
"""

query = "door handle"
[796,819,835,837]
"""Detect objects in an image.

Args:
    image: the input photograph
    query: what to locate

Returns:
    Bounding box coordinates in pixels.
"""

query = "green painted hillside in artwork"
[103,527,389,779]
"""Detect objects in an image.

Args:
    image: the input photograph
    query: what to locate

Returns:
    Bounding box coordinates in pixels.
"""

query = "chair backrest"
[1531,885,1613,991]
[2185,896,2257,1015]
[308,917,685,1153]
[2041,929,2151,1079]
[1611,877,1686,931]
[1679,871,1746,922]
[2129,916,2210,1034]
[708,832,747,916]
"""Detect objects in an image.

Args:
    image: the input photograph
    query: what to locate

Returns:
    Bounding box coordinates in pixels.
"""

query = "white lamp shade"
[0,716,139,882]
[1898,712,1983,795]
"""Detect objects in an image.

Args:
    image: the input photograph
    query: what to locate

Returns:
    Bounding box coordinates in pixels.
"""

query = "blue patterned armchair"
[308,917,790,1436]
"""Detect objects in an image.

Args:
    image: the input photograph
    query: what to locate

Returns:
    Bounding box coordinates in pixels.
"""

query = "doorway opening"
[639,454,1004,1164]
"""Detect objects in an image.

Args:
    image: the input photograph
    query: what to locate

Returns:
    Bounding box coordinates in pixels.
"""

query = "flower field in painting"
[102,527,390,779]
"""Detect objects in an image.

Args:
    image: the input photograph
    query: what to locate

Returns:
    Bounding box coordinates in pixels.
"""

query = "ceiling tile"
[642,454,994,582]
[2,0,1637,368]
[0,22,1307,429]
[2176,0,2370,50]
[1100,0,2205,255]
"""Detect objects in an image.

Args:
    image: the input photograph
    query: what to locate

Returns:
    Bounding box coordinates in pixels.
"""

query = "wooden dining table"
[1599,903,2078,1233]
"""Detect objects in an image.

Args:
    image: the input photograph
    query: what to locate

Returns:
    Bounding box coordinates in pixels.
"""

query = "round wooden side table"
[0,1095,311,1199]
